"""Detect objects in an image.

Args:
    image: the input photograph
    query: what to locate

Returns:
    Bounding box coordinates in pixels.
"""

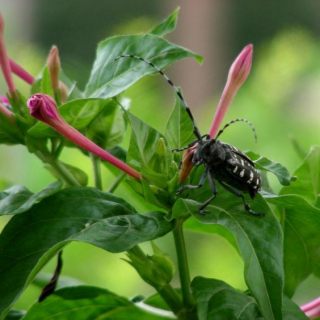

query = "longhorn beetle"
[114,55,264,216]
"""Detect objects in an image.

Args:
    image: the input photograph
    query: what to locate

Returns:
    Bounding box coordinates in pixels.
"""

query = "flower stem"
[35,151,80,187]
[173,218,194,311]
[90,153,103,190]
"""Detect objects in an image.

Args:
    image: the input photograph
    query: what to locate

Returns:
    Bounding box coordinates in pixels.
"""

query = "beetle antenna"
[114,54,203,140]
[215,118,257,143]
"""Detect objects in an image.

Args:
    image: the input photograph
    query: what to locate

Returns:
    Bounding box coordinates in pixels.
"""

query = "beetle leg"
[198,172,217,215]
[176,169,208,195]
[218,181,264,216]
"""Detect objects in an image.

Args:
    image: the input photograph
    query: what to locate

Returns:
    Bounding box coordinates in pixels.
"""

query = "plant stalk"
[173,218,194,311]
[90,153,103,190]
[35,151,80,187]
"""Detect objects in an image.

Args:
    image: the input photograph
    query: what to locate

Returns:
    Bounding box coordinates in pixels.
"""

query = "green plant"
[0,8,318,320]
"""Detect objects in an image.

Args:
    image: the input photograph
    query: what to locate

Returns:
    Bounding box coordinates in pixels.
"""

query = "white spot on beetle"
[233,166,238,173]
[247,171,254,184]
[241,159,244,166]
[256,179,259,185]
[240,169,245,177]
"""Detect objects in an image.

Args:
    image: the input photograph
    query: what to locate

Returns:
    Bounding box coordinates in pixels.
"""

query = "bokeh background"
[1,0,320,311]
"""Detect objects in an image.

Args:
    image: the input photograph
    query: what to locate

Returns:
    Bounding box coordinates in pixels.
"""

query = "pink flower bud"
[0,11,16,95]
[47,46,61,93]
[209,44,253,138]
[9,58,34,85]
[178,146,196,183]
[27,94,141,180]
[301,296,320,318]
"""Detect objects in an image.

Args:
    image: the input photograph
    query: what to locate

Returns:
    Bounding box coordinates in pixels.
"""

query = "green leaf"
[127,113,172,183]
[150,8,180,37]
[165,89,194,150]
[5,310,26,320]
[0,111,23,145]
[28,99,110,138]
[191,277,261,320]
[280,147,320,203]
[144,289,182,311]
[247,151,292,186]
[0,181,62,216]
[0,187,173,317]
[172,192,283,320]
[86,99,126,149]
[41,67,54,98]
[282,295,309,320]
[22,286,172,320]
[85,34,202,99]
[265,193,320,297]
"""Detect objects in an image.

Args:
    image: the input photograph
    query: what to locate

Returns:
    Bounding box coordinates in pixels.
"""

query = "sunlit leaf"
[85,34,202,99]
[0,181,62,216]
[150,8,180,37]
[191,277,261,320]
[0,187,173,318]
[86,99,126,149]
[247,151,292,186]
[40,67,54,98]
[172,192,283,320]
[280,147,320,204]
[22,286,172,320]
[165,89,194,151]
[265,193,320,297]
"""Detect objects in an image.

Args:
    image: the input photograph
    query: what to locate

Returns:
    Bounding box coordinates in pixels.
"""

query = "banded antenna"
[114,55,203,141]
[215,118,258,143]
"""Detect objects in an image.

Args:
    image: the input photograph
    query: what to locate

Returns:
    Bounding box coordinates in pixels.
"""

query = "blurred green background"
[0,0,320,311]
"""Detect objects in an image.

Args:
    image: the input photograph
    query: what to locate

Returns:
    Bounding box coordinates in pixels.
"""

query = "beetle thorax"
[192,140,226,165]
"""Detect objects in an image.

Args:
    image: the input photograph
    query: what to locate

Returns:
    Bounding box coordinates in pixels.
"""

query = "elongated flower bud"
[0,12,16,95]
[27,94,141,180]
[47,46,60,93]
[9,58,34,85]
[301,296,320,318]
[209,44,253,138]
[178,146,196,183]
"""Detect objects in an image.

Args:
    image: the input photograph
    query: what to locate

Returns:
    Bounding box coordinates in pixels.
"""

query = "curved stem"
[35,151,80,187]
[173,218,194,311]
[90,153,103,190]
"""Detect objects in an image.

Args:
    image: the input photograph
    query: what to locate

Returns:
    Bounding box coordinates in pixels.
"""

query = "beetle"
[114,55,263,216]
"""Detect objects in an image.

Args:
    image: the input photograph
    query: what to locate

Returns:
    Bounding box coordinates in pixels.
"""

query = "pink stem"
[9,58,34,85]
[0,102,14,122]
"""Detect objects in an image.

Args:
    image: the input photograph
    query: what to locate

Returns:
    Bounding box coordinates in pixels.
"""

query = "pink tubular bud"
[301,297,320,318]
[27,94,141,180]
[0,12,16,95]
[47,46,61,93]
[178,146,196,183]
[209,44,253,138]
[9,58,35,85]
